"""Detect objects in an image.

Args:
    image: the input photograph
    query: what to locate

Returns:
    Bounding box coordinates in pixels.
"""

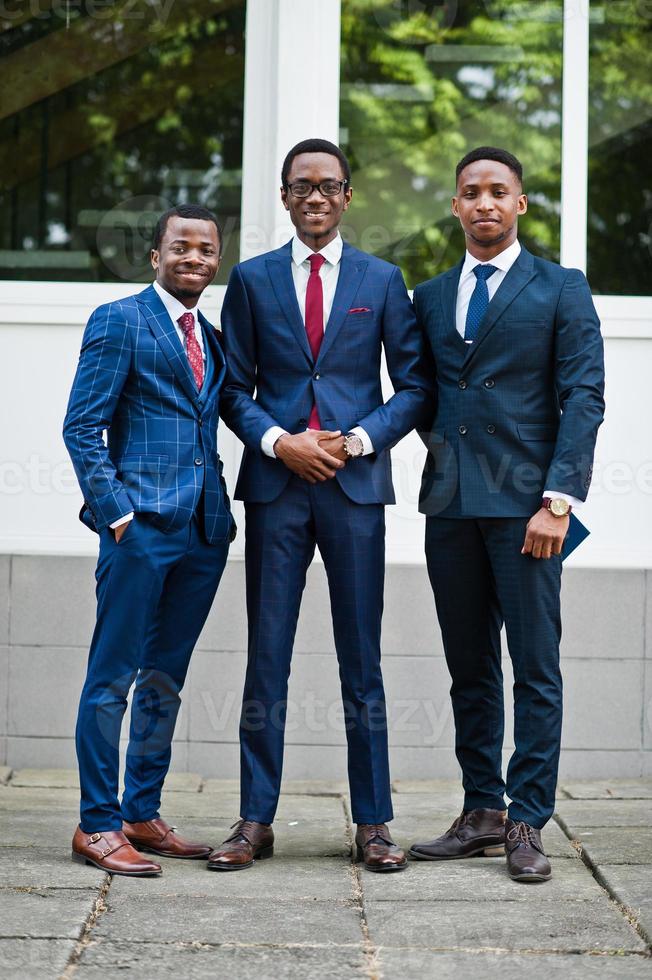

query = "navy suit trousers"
[240,476,393,825]
[76,514,229,831]
[425,516,563,828]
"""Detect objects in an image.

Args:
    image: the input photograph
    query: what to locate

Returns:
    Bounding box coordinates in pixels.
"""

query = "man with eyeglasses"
[211,138,433,873]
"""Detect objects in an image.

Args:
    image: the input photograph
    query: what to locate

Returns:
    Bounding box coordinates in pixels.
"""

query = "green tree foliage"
[340,0,563,286]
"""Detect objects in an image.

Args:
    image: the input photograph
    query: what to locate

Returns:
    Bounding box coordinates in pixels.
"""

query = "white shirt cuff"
[350,426,374,457]
[110,513,134,529]
[543,490,582,510]
[262,426,289,458]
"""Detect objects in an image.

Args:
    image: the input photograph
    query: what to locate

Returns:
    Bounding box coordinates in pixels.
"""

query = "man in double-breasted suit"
[64,205,235,876]
[209,138,433,873]
[409,148,605,882]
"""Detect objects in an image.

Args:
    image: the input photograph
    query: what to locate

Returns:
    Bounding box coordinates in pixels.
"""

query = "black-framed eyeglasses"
[287,179,349,199]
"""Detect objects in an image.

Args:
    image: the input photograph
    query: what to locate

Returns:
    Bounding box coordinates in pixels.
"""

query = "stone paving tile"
[596,866,652,942]
[109,857,354,901]
[0,888,94,940]
[0,938,77,979]
[571,829,652,866]
[9,769,79,789]
[365,855,600,903]
[375,949,652,979]
[0,812,74,847]
[561,780,652,800]
[0,767,12,786]
[0,847,105,890]
[0,787,80,812]
[163,773,203,793]
[93,895,362,946]
[363,899,647,952]
[392,779,463,794]
[201,779,349,796]
[76,939,367,979]
[555,800,652,828]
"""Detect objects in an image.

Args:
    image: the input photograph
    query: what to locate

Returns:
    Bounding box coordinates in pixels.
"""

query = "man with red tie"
[64,206,235,876]
[210,139,433,873]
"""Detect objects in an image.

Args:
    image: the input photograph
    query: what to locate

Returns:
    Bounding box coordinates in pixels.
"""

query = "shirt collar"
[153,280,201,327]
[461,238,521,280]
[292,232,343,268]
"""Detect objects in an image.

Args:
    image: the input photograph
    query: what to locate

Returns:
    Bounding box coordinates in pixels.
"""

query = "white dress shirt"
[261,233,374,458]
[111,281,207,529]
[454,239,580,510]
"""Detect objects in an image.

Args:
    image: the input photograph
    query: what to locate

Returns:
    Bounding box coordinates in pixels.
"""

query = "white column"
[239,0,342,259]
[560,0,590,271]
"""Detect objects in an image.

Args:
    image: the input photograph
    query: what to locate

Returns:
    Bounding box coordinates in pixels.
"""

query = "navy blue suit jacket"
[220,240,434,504]
[63,284,234,542]
[415,247,605,518]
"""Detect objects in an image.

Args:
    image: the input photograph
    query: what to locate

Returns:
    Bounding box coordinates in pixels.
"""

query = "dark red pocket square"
[348,307,371,314]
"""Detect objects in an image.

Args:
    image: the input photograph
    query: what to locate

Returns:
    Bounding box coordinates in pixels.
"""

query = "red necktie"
[178,312,204,390]
[305,253,326,429]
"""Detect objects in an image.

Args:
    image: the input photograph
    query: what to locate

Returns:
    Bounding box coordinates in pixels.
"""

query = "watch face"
[550,498,570,517]
[345,434,364,458]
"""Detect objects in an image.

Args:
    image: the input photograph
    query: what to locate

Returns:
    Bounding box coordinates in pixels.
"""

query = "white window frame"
[0,0,649,336]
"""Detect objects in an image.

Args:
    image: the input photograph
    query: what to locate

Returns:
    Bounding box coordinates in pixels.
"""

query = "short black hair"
[281,138,352,188]
[455,147,523,187]
[153,204,222,252]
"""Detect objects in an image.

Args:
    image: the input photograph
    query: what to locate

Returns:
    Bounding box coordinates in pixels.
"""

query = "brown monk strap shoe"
[356,824,407,873]
[207,819,274,871]
[505,818,552,882]
[409,808,506,861]
[122,817,212,859]
[72,827,161,877]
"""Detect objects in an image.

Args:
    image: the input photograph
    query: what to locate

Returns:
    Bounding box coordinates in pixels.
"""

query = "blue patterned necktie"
[464,264,498,343]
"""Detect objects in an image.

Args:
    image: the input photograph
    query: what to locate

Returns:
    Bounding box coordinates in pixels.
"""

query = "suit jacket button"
[486,424,496,434]
[458,380,467,390]
[313,373,320,380]
[299,418,307,425]
[458,425,468,436]
[484,379,495,388]
[194,457,203,465]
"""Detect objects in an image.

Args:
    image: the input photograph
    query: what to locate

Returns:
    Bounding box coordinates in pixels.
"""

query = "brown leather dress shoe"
[122,818,212,859]
[72,827,161,877]
[356,824,407,873]
[207,819,274,871]
[409,808,506,861]
[505,818,552,882]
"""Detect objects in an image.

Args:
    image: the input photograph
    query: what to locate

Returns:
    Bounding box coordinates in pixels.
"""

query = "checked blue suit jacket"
[63,284,234,543]
[219,240,434,504]
[415,247,605,518]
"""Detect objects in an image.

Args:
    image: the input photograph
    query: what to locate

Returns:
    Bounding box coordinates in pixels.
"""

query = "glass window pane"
[340,0,563,288]
[0,0,246,283]
[588,2,652,296]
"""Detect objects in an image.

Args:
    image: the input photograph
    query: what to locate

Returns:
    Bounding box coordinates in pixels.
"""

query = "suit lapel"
[317,244,368,364]
[199,313,226,404]
[136,285,200,406]
[462,247,536,369]
[439,259,466,352]
[266,244,313,365]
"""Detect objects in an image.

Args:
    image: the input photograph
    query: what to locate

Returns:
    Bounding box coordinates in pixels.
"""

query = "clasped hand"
[274,430,347,483]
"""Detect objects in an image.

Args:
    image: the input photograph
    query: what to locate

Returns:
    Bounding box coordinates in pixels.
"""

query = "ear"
[451,196,459,218]
[517,193,528,216]
[280,186,290,212]
[342,187,353,212]
[151,248,160,272]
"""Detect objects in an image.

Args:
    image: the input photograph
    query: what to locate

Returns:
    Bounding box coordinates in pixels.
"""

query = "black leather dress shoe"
[409,808,506,860]
[505,818,551,882]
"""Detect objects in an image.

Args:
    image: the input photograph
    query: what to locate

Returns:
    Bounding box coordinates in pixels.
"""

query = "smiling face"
[281,151,352,251]
[452,159,527,260]
[151,216,221,307]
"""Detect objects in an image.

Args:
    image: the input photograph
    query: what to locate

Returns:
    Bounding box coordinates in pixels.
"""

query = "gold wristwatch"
[541,497,572,517]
